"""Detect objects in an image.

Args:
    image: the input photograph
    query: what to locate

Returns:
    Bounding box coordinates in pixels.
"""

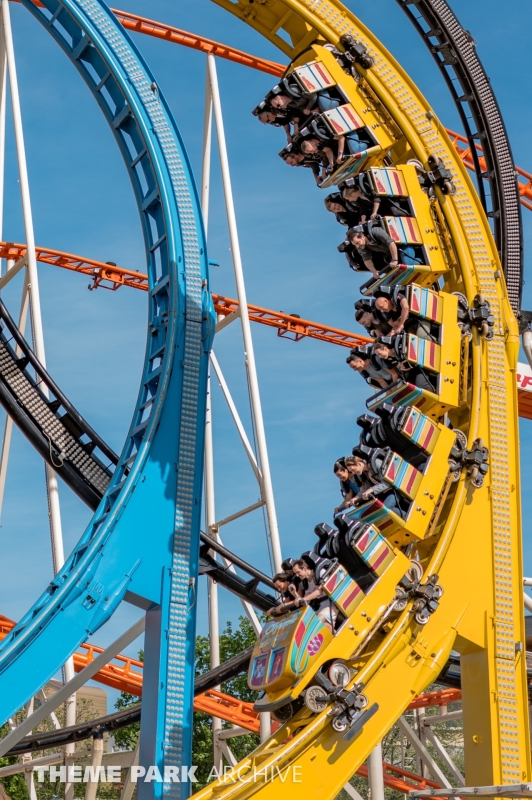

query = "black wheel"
[271,702,294,723]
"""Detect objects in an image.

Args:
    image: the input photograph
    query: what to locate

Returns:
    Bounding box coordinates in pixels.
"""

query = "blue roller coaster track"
[0,0,214,796]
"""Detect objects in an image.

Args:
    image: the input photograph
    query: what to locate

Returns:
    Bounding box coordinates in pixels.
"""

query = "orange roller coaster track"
[3,239,532,419]
[15,2,529,210]
[100,7,532,212]
[112,7,532,210]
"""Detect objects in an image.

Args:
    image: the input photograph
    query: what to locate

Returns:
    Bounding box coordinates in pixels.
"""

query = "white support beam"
[0,253,25,288]
[411,785,532,798]
[423,726,465,786]
[209,527,262,635]
[84,735,104,800]
[0,752,64,778]
[259,713,271,744]
[1,5,76,770]
[0,616,145,757]
[36,688,60,731]
[342,783,365,800]
[120,742,140,800]
[368,743,385,800]
[201,71,224,777]
[216,308,241,334]
[0,16,5,247]
[0,269,29,519]
[207,53,282,573]
[397,715,453,789]
[218,739,238,768]
[214,499,265,530]
[423,710,462,725]
[210,350,262,484]
[215,727,253,741]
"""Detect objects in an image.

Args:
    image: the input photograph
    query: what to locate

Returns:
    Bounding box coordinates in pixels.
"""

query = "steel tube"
[367,743,385,800]
[207,54,282,572]
[210,350,262,482]
[0,616,145,757]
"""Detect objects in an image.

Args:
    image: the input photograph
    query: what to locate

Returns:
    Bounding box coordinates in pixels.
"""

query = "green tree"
[0,697,100,800]
[113,616,260,790]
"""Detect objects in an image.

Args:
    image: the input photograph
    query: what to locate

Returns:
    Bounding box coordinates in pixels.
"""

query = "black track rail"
[0,299,276,610]
[5,646,255,757]
[6,649,464,756]
[395,0,523,312]
[0,300,118,508]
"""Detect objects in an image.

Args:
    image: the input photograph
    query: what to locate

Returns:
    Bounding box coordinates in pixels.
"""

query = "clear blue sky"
[0,0,531,707]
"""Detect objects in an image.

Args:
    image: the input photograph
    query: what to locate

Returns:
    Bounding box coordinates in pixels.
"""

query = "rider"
[373,287,436,340]
[279,144,323,185]
[346,345,396,389]
[342,175,410,221]
[292,558,338,631]
[373,336,436,393]
[346,224,400,278]
[324,192,361,227]
[354,298,392,337]
[267,572,303,617]
[333,457,360,515]
[373,288,411,335]
[349,447,407,518]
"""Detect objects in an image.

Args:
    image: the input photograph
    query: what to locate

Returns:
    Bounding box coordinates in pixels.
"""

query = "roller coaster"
[0,0,531,799]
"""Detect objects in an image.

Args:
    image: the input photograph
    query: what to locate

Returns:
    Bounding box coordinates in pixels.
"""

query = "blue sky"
[0,0,531,708]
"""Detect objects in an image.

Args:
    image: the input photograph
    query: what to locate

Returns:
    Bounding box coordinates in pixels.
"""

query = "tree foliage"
[112,617,260,791]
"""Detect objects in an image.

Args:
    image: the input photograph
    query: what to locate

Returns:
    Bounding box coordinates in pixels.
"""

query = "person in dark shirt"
[343,181,410,221]
[373,336,436,393]
[299,127,373,178]
[292,559,337,630]
[354,299,392,337]
[279,145,323,184]
[373,289,410,335]
[268,83,315,116]
[373,288,438,341]
[349,448,407,518]
[346,346,396,389]
[338,237,369,272]
[347,225,400,278]
[267,571,303,617]
[299,136,337,179]
[333,457,360,514]
[255,106,294,143]
[324,193,361,227]
[342,184,375,223]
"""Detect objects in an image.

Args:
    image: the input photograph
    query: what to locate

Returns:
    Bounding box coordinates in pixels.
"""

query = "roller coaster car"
[341,410,459,547]
[286,52,454,288]
[356,165,450,294]
[249,534,412,718]
[287,45,398,188]
[358,402,436,468]
[367,285,461,418]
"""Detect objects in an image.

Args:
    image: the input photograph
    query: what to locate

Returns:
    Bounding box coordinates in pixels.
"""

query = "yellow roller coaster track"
[184,0,531,797]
